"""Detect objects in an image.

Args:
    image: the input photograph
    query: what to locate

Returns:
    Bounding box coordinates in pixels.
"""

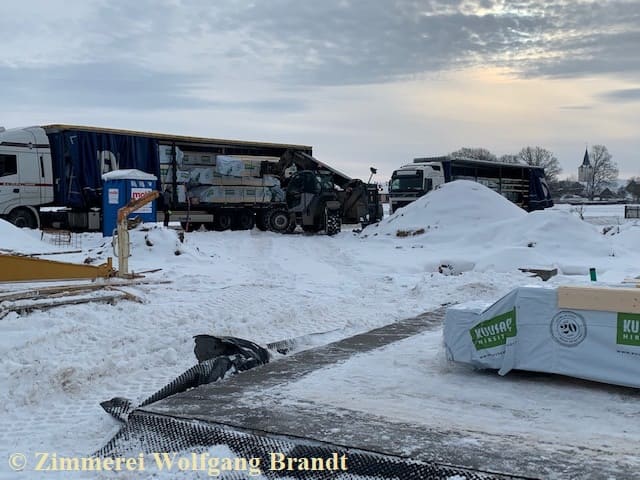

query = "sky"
[1,0,639,181]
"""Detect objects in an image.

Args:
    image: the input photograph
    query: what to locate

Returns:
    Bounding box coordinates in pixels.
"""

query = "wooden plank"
[0,279,170,302]
[0,293,126,319]
[557,286,640,313]
[0,255,114,282]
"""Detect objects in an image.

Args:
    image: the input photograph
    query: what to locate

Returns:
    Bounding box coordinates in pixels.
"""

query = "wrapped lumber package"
[443,286,640,388]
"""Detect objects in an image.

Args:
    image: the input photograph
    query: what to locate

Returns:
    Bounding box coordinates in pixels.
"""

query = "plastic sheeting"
[528,168,553,211]
[444,286,640,388]
[216,155,244,176]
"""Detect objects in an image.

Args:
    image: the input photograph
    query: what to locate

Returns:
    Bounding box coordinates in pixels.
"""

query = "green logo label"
[617,313,640,346]
[470,308,517,350]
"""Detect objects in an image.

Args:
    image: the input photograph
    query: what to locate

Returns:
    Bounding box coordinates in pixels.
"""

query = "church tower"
[578,148,593,182]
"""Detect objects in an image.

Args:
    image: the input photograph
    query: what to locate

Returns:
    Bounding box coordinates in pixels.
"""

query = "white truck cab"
[0,126,53,228]
[389,162,445,213]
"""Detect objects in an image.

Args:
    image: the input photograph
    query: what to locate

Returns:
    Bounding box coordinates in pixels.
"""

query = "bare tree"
[585,145,618,199]
[517,146,562,183]
[498,154,522,164]
[451,147,497,162]
[553,179,585,197]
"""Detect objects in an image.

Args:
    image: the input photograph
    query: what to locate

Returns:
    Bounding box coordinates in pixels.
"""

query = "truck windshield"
[390,173,423,192]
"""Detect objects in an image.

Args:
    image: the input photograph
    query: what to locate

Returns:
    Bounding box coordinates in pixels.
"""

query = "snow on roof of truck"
[42,124,312,151]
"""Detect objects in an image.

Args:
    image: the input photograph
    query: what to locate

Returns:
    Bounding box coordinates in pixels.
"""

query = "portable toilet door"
[102,169,158,237]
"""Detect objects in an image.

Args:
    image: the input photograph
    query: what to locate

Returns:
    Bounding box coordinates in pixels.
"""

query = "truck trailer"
[389,156,553,214]
[0,125,382,234]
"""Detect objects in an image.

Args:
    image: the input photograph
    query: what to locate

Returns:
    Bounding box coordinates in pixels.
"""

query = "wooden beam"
[0,255,114,282]
[0,293,127,319]
[558,286,640,313]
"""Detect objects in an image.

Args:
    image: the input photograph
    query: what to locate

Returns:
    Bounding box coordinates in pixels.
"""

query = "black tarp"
[528,167,554,210]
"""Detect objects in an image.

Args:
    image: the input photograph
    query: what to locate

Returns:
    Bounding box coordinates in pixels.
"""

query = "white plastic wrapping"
[216,156,245,176]
[444,286,640,388]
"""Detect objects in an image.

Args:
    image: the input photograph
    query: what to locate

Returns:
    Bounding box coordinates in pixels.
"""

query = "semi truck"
[0,125,382,234]
[389,156,553,213]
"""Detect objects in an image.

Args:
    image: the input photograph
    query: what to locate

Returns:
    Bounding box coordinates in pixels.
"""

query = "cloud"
[598,88,640,102]
[165,0,640,84]
[0,0,638,108]
[558,105,593,110]
[0,62,307,112]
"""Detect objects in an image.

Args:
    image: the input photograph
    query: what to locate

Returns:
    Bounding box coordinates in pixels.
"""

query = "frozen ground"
[2,180,640,479]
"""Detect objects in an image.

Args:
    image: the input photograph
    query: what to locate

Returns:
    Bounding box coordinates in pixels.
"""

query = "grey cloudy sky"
[1,0,639,180]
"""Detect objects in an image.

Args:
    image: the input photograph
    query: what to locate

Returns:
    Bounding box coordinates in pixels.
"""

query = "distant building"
[597,187,616,199]
[578,148,593,182]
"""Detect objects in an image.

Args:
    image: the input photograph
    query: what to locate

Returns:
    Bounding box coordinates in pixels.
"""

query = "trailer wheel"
[267,209,291,233]
[214,212,233,231]
[8,208,38,229]
[325,209,341,236]
[255,212,268,231]
[233,210,255,230]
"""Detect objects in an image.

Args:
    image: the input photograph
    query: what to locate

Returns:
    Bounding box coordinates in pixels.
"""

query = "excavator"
[259,150,383,235]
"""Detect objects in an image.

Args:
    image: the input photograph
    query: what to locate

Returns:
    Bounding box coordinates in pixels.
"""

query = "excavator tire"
[325,209,341,236]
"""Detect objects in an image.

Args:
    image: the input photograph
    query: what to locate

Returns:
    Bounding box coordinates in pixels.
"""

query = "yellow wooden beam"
[558,286,640,314]
[0,255,114,282]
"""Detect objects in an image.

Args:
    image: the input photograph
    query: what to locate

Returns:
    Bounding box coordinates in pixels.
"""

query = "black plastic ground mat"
[97,411,519,479]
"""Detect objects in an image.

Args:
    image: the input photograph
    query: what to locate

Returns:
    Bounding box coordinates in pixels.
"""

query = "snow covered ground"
[2,180,640,479]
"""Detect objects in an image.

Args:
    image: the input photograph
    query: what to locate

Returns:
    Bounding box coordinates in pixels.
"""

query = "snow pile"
[130,224,202,261]
[0,219,61,254]
[607,221,640,251]
[362,180,613,274]
[362,180,526,239]
[472,209,613,272]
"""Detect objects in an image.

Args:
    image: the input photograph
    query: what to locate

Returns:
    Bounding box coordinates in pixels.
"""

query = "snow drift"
[0,219,61,254]
[362,180,613,274]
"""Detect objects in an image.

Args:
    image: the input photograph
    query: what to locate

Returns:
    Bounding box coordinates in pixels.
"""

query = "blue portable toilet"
[102,169,158,237]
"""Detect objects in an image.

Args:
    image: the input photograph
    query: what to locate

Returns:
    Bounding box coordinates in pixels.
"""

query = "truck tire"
[325,209,341,236]
[232,210,255,230]
[267,208,291,233]
[214,212,233,231]
[8,208,38,229]
[255,212,269,231]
